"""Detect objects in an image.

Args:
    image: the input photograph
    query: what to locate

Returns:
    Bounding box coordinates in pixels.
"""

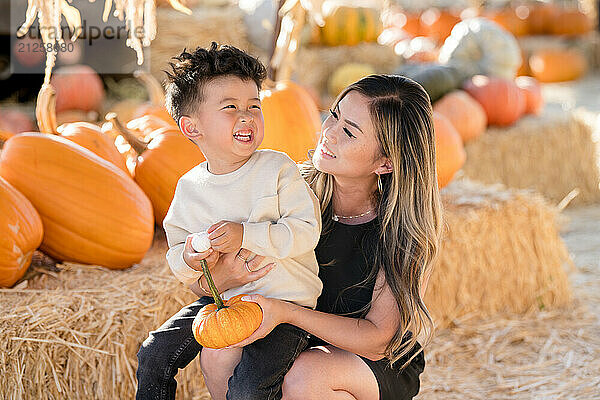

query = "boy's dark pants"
[136,296,310,400]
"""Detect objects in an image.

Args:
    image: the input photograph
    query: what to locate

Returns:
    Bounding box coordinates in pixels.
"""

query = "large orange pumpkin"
[0,133,154,269]
[515,76,544,115]
[433,112,466,188]
[260,81,321,162]
[0,176,43,287]
[192,259,262,348]
[463,75,525,126]
[107,114,205,225]
[529,49,587,83]
[433,90,487,143]
[50,65,105,112]
[0,109,35,135]
[58,122,130,175]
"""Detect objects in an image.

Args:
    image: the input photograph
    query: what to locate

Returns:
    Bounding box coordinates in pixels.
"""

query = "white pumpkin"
[438,17,521,80]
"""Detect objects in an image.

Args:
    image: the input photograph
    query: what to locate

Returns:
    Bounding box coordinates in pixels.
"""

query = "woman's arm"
[187,250,275,295]
[231,268,401,362]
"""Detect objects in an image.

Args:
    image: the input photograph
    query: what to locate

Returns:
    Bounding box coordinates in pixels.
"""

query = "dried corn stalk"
[100,0,193,64]
[17,0,82,84]
[271,0,327,81]
[101,0,158,65]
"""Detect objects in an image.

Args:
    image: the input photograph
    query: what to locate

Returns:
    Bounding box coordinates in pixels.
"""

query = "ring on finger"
[236,253,248,262]
[244,261,254,273]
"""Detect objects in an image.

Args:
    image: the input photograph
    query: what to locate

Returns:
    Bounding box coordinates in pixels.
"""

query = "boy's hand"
[207,220,243,253]
[183,235,220,271]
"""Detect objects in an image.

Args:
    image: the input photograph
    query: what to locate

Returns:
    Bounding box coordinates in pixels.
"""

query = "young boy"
[159,42,322,399]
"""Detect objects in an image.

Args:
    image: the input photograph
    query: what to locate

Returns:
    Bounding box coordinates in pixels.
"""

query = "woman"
[137,74,442,400]
[200,74,442,399]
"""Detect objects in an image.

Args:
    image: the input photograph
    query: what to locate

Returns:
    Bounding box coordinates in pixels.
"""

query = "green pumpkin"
[395,64,462,103]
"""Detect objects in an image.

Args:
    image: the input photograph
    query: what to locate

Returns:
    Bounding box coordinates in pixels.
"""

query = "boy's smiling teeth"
[233,130,253,142]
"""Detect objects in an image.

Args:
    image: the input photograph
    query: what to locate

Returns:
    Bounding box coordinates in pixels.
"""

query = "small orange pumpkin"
[463,75,525,126]
[192,261,262,348]
[550,10,594,36]
[433,112,466,188]
[515,76,544,115]
[50,64,105,112]
[433,90,487,143]
[529,49,587,83]
[0,176,43,287]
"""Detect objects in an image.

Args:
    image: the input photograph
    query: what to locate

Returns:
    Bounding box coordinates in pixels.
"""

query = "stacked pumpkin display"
[383,2,593,83]
[393,16,547,189]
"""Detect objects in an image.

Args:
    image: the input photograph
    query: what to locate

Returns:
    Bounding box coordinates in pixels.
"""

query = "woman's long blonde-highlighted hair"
[299,74,443,370]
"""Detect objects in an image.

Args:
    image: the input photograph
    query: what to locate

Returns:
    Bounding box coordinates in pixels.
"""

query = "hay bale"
[0,232,210,400]
[0,181,575,398]
[461,109,600,207]
[426,179,574,330]
[293,43,400,106]
[150,6,253,81]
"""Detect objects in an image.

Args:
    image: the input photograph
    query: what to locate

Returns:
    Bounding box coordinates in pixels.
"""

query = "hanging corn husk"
[17,0,191,87]
[16,0,83,85]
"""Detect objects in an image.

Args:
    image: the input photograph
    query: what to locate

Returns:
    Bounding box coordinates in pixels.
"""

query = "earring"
[377,174,383,195]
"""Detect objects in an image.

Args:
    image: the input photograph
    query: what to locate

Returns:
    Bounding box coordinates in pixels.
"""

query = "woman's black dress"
[309,217,425,400]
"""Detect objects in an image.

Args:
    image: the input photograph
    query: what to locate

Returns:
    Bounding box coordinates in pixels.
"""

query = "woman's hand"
[226,294,290,348]
[209,249,276,292]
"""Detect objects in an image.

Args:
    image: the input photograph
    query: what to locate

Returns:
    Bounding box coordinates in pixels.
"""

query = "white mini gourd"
[188,231,211,253]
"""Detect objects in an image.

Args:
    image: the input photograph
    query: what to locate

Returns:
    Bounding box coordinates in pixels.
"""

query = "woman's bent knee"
[282,352,318,399]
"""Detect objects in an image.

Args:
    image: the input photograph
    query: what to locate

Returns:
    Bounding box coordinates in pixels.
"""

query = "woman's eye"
[224,105,236,109]
[329,109,338,119]
[343,127,355,138]
[251,105,261,109]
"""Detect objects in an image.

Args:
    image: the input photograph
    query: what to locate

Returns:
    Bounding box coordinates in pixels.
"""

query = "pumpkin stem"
[105,112,148,155]
[35,83,58,135]
[200,260,226,309]
[134,70,166,107]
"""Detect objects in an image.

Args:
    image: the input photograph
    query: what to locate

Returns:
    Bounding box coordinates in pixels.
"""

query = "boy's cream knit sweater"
[163,149,323,308]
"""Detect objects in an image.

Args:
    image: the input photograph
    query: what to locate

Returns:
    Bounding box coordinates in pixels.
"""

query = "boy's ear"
[179,115,201,138]
[374,158,393,175]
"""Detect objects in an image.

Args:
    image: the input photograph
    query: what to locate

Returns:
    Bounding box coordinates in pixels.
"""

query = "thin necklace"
[332,208,375,222]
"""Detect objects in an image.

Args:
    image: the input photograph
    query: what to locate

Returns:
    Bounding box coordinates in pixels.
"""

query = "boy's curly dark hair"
[164,42,267,127]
